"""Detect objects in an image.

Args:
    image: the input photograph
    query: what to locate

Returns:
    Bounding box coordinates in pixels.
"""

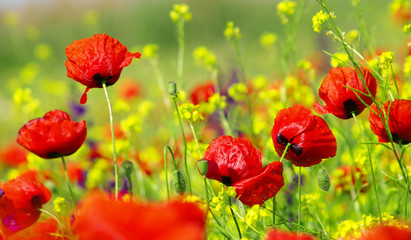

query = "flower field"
[0,0,411,239]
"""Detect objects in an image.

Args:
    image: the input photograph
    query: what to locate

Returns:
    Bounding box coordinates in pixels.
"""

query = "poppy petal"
[233,161,284,206]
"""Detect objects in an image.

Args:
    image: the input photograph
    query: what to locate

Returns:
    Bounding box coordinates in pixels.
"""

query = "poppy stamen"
[221,176,232,186]
[343,99,358,118]
[276,133,289,146]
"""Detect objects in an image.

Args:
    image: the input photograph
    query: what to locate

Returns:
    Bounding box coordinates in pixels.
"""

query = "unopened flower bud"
[197,159,208,176]
[317,168,331,191]
[168,82,177,97]
[121,161,134,177]
[172,170,186,195]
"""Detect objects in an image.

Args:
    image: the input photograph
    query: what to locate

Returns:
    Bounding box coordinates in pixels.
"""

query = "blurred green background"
[0,0,405,145]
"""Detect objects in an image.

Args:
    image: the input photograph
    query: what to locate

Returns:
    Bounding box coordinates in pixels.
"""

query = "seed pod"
[317,168,330,191]
[172,170,186,195]
[168,81,177,96]
[121,161,134,177]
[197,159,208,176]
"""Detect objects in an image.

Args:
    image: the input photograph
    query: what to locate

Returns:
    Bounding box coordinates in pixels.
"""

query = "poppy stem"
[164,145,177,201]
[298,167,302,233]
[60,156,75,207]
[102,82,119,200]
[279,143,291,163]
[272,196,276,227]
[171,92,192,194]
[225,189,242,239]
[352,113,383,223]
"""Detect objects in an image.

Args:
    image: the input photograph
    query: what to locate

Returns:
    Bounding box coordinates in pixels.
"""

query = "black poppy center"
[47,152,62,158]
[93,73,113,86]
[0,189,4,198]
[31,195,42,209]
[392,133,410,144]
[277,133,303,156]
[221,176,232,186]
[343,99,358,118]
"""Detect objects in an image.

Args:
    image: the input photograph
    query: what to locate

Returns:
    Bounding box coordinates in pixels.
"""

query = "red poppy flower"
[72,191,205,240]
[271,104,337,167]
[203,135,284,206]
[17,110,87,159]
[265,229,316,240]
[313,67,377,119]
[6,218,65,240]
[65,34,141,104]
[360,225,411,240]
[0,143,27,167]
[190,81,215,105]
[0,171,51,236]
[334,165,368,194]
[117,79,141,101]
[369,99,411,144]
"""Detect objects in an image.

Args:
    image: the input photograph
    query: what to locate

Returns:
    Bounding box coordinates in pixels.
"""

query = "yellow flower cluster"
[199,93,227,114]
[334,213,408,239]
[331,52,349,67]
[193,46,217,70]
[53,197,67,214]
[228,83,248,102]
[86,159,110,189]
[277,0,296,24]
[260,32,278,49]
[169,4,192,22]
[312,10,335,33]
[142,43,159,59]
[379,51,395,65]
[13,88,40,116]
[403,24,411,33]
[178,103,204,122]
[224,21,242,40]
[245,204,269,227]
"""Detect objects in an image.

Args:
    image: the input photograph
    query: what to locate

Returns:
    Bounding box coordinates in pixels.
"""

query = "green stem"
[61,156,75,207]
[39,208,64,234]
[273,196,276,227]
[227,193,242,239]
[172,97,192,194]
[298,167,302,233]
[164,146,177,201]
[352,113,383,222]
[102,82,119,200]
[280,143,292,163]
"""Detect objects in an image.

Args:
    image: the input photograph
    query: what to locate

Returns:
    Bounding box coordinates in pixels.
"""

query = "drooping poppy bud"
[197,159,208,176]
[172,170,186,195]
[317,168,330,191]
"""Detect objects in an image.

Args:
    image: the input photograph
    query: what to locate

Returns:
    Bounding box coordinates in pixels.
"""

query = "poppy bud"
[197,159,208,176]
[317,168,330,191]
[121,161,134,177]
[172,170,186,195]
[168,82,177,97]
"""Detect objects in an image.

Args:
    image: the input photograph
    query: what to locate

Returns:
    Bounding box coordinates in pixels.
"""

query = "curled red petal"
[233,161,284,206]
[80,88,90,105]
